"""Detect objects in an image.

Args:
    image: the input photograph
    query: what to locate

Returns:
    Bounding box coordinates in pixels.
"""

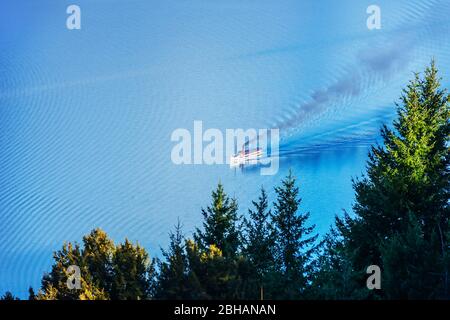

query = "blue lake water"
[1,0,450,297]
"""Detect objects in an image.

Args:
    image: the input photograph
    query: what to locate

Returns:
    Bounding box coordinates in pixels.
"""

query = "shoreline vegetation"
[1,61,449,300]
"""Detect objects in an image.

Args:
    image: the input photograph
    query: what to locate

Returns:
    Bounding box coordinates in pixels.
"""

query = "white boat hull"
[230,149,263,167]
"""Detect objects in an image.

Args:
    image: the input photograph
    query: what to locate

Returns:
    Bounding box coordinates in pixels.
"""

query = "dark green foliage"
[28,287,36,301]
[39,241,97,300]
[82,229,115,293]
[38,228,155,300]
[272,171,319,299]
[310,221,368,300]
[155,221,191,299]
[186,240,239,299]
[330,61,450,299]
[194,183,240,258]
[188,183,243,299]
[241,187,276,299]
[0,291,19,300]
[381,214,445,299]
[111,239,154,300]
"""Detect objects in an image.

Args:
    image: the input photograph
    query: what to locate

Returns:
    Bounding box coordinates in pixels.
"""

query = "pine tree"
[188,241,239,299]
[194,183,240,258]
[111,239,155,300]
[37,228,155,300]
[188,183,242,299]
[82,228,115,293]
[28,287,36,300]
[242,187,276,299]
[155,220,190,299]
[381,214,443,299]
[336,61,450,299]
[39,241,85,300]
[310,221,367,300]
[184,239,210,299]
[272,170,318,299]
[38,241,108,300]
[0,291,19,300]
